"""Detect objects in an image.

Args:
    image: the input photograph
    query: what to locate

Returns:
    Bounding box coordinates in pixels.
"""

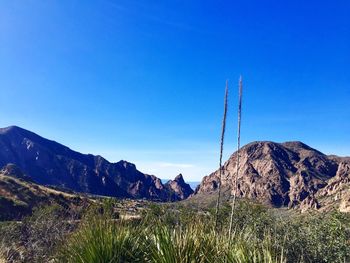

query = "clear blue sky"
[0,1,349,181]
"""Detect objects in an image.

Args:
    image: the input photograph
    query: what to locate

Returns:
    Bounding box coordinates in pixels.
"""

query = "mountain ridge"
[0,126,193,201]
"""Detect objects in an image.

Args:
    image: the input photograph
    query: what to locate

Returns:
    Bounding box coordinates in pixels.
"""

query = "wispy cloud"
[104,0,198,32]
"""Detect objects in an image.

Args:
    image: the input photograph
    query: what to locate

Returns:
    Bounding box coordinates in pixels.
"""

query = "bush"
[0,204,77,262]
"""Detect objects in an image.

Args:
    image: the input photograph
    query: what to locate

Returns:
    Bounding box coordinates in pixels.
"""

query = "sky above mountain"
[0,1,349,180]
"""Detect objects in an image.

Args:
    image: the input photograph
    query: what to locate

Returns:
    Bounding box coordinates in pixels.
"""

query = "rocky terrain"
[194,141,350,212]
[164,174,194,201]
[0,126,192,201]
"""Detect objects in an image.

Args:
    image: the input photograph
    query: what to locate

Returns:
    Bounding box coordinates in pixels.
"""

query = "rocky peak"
[115,160,137,171]
[194,141,350,212]
[174,173,185,183]
[165,174,194,201]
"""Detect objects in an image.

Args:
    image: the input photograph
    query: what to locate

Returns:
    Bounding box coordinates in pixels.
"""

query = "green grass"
[57,217,286,263]
[54,201,350,263]
[1,200,349,262]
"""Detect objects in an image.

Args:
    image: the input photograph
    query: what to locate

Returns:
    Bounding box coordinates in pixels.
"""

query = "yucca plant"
[56,203,143,263]
[57,219,135,262]
[144,224,218,263]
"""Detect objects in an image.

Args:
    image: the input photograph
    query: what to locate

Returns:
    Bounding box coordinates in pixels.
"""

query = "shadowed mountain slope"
[0,126,189,201]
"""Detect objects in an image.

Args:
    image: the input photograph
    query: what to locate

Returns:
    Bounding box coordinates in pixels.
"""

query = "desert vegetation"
[1,199,349,263]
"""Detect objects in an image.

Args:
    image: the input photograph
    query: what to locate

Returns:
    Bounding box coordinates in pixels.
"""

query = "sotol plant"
[215,80,229,231]
[229,75,243,240]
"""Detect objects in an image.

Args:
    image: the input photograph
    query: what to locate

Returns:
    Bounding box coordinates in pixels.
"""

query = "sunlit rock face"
[194,141,350,212]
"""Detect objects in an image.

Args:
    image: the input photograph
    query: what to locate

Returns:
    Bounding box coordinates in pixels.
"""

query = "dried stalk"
[214,80,228,231]
[228,75,243,240]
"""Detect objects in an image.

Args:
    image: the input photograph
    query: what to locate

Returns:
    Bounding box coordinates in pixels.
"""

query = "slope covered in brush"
[0,164,89,220]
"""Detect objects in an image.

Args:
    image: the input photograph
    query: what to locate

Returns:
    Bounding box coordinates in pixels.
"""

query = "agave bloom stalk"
[214,80,229,231]
[228,75,243,240]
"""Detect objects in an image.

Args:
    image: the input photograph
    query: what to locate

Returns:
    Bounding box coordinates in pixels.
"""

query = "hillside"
[0,164,89,220]
[0,126,193,201]
[194,141,350,212]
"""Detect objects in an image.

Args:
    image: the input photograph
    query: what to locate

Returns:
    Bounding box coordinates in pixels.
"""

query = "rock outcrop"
[194,141,350,211]
[164,174,194,201]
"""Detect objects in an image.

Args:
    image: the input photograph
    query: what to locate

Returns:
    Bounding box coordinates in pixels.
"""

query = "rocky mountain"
[164,174,194,201]
[0,126,188,201]
[194,141,350,211]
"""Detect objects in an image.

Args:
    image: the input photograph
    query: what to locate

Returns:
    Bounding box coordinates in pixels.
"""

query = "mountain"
[0,164,89,220]
[164,174,194,201]
[194,141,350,212]
[0,126,188,201]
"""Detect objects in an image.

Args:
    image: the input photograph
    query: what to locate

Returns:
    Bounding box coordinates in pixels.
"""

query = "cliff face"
[0,126,187,201]
[313,162,350,212]
[194,141,350,211]
[164,174,194,201]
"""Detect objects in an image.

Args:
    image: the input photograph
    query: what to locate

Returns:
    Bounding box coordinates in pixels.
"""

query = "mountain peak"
[281,141,317,151]
[0,125,23,134]
[165,174,194,201]
[195,140,344,210]
[0,126,48,144]
[174,173,185,183]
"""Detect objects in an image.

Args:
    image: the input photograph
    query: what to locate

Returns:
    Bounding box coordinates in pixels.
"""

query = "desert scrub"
[277,211,350,263]
[4,200,347,263]
[57,217,288,263]
[56,202,288,263]
[0,205,77,263]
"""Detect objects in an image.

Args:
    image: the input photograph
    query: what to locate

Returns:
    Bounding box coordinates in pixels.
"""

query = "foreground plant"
[56,213,288,263]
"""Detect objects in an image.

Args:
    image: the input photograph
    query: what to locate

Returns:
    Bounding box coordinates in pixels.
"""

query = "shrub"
[0,204,76,262]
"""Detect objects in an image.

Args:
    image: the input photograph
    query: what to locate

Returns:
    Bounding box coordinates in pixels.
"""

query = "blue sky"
[0,1,349,181]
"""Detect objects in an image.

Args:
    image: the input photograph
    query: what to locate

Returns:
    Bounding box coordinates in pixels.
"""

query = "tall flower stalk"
[214,80,228,231]
[228,76,243,240]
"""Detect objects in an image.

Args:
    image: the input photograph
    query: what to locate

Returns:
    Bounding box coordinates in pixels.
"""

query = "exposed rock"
[1,163,32,181]
[299,195,320,212]
[0,126,189,201]
[165,174,194,201]
[339,194,350,213]
[315,162,350,211]
[194,141,350,212]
